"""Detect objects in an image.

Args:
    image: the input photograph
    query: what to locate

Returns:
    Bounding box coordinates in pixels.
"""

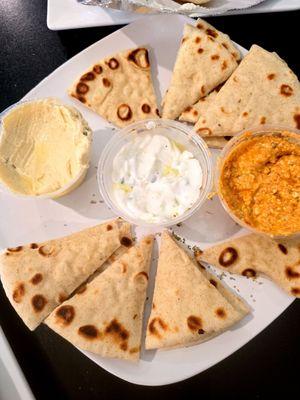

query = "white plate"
[47,0,300,30]
[0,328,35,400]
[0,14,294,386]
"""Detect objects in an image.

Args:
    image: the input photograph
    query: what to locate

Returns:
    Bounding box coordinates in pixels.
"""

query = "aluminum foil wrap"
[78,0,266,17]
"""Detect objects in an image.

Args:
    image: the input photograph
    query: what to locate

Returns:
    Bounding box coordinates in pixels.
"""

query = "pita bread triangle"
[45,236,154,361]
[178,86,232,148]
[198,261,250,316]
[161,22,239,120]
[195,44,300,136]
[195,233,300,298]
[0,219,131,330]
[179,88,219,124]
[145,232,249,350]
[195,19,241,62]
[71,219,132,295]
[69,48,159,128]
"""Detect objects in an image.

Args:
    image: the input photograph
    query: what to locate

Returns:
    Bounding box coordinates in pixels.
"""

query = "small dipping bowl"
[0,100,92,199]
[216,126,300,239]
[98,119,212,227]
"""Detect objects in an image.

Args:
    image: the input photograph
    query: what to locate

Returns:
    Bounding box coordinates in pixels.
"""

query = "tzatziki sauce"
[112,134,203,223]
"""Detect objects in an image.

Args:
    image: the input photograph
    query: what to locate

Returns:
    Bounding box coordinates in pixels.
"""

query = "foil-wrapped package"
[78,0,266,17]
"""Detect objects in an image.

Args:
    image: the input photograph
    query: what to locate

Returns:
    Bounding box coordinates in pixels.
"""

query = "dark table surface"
[1,1,300,399]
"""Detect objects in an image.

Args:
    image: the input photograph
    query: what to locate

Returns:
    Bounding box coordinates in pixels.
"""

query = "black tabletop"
[1,1,300,399]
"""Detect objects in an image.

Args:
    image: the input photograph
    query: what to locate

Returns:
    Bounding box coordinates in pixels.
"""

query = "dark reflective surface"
[0,1,300,399]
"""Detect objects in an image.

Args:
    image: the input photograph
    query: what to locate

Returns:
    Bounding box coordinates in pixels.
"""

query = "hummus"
[0,99,91,196]
[219,131,300,236]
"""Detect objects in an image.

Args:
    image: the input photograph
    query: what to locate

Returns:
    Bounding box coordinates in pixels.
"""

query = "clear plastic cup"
[216,126,300,239]
[97,119,213,227]
[0,100,92,199]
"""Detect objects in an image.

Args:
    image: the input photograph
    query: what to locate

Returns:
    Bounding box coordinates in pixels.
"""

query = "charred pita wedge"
[0,220,132,330]
[69,48,159,128]
[195,234,300,298]
[179,89,218,124]
[197,262,250,316]
[179,87,232,148]
[179,93,233,148]
[145,232,249,350]
[73,221,132,295]
[195,45,300,136]
[161,23,239,120]
[195,19,241,62]
[45,236,153,361]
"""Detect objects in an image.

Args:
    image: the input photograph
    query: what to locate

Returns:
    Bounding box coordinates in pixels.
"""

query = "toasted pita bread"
[195,19,241,62]
[161,23,239,120]
[196,261,250,315]
[45,236,153,361]
[69,48,159,127]
[145,232,249,350]
[179,89,218,124]
[73,221,133,295]
[195,233,300,298]
[195,45,300,136]
[0,220,131,330]
[179,88,232,148]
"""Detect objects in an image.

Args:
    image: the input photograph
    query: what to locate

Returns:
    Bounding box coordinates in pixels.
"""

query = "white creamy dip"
[112,134,203,223]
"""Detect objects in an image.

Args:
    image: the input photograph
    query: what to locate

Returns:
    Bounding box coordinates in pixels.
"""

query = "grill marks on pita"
[145,232,249,350]
[45,236,154,361]
[69,48,159,128]
[161,22,239,120]
[12,283,25,303]
[196,234,300,298]
[0,220,130,330]
[179,87,219,124]
[196,19,241,62]
[32,294,47,312]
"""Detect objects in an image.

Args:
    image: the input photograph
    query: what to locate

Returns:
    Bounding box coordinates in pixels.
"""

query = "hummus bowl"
[0,99,92,199]
[216,126,300,238]
[98,119,213,227]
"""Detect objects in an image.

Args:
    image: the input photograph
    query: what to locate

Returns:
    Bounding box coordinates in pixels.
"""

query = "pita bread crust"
[195,45,300,136]
[69,48,159,127]
[45,236,154,361]
[161,24,238,120]
[0,220,129,330]
[145,232,248,350]
[196,233,300,298]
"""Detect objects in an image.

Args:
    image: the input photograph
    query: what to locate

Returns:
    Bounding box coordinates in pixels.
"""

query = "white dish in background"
[47,0,300,30]
[0,14,294,386]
